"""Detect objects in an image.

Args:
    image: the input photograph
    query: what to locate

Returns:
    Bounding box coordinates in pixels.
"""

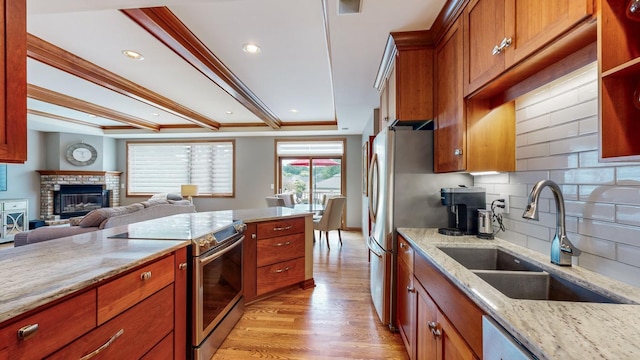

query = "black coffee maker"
[439,187,486,236]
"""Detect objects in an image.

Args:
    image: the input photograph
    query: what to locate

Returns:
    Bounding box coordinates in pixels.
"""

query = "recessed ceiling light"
[151,112,159,116]
[242,43,261,54]
[225,111,233,115]
[290,109,299,113]
[88,114,97,118]
[122,49,144,60]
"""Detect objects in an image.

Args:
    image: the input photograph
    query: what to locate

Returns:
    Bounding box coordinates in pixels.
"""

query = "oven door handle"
[198,235,244,267]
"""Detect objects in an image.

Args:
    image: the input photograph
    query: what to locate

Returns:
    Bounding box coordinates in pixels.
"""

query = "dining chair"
[276,193,296,208]
[265,196,286,207]
[313,196,346,249]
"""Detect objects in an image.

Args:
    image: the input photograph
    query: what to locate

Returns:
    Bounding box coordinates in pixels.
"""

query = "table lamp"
[181,184,199,203]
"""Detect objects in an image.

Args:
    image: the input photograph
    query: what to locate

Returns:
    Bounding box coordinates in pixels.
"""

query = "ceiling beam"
[28,109,104,129]
[27,84,161,132]
[27,33,220,131]
[121,7,282,130]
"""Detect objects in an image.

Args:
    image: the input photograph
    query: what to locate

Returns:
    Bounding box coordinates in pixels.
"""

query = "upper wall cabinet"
[463,0,596,97]
[375,31,434,132]
[0,0,27,163]
[599,0,640,160]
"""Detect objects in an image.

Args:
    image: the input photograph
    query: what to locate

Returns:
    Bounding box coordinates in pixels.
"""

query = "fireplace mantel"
[37,170,122,176]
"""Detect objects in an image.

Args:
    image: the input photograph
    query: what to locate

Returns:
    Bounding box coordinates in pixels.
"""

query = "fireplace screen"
[54,185,110,218]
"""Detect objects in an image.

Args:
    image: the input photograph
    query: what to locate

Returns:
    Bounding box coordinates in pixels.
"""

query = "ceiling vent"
[338,0,362,15]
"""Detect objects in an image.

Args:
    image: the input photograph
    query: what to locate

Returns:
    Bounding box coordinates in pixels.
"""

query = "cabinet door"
[0,0,27,163]
[396,261,415,359]
[504,0,593,66]
[379,81,390,132]
[415,281,437,360]
[463,0,506,95]
[438,313,476,360]
[435,17,466,173]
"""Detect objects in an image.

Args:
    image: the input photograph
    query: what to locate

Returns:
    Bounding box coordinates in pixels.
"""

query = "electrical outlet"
[270,184,274,190]
[500,194,509,214]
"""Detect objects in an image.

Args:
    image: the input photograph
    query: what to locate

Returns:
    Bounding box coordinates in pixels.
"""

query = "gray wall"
[117,135,363,229]
[46,133,116,171]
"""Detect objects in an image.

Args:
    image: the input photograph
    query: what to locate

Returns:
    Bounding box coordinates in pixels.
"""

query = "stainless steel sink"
[473,270,624,304]
[437,246,631,304]
[438,247,544,272]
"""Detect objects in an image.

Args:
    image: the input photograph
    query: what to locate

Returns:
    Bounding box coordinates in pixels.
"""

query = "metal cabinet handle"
[178,263,187,270]
[79,329,124,360]
[17,324,39,340]
[406,286,415,293]
[273,226,293,231]
[275,266,290,273]
[428,321,442,337]
[252,233,257,239]
[140,271,152,281]
[454,148,463,156]
[491,37,513,55]
[274,241,291,247]
[428,321,437,329]
[399,242,405,248]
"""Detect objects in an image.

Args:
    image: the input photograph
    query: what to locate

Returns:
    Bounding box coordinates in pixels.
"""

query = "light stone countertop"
[398,228,640,360]
[229,206,314,223]
[0,229,186,324]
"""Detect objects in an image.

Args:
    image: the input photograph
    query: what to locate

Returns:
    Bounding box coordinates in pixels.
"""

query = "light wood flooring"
[212,231,409,360]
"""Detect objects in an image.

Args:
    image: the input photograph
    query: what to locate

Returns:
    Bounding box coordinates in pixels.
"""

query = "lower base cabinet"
[397,234,482,360]
[0,249,187,359]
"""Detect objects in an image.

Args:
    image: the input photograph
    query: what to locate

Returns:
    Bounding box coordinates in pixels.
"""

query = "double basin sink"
[437,247,630,304]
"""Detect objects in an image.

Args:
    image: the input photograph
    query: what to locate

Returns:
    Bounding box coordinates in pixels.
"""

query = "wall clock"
[66,143,98,166]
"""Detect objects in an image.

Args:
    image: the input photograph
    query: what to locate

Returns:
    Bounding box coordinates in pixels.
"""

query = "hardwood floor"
[212,231,409,359]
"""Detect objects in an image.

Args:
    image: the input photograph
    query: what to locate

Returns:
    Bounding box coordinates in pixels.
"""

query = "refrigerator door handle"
[368,153,379,223]
[367,236,383,258]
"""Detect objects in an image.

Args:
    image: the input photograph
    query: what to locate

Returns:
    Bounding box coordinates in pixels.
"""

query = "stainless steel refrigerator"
[367,126,472,328]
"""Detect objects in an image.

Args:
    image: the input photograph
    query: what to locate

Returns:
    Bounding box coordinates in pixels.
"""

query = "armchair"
[313,196,346,249]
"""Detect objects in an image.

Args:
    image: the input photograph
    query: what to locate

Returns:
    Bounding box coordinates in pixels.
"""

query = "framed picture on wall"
[362,141,369,195]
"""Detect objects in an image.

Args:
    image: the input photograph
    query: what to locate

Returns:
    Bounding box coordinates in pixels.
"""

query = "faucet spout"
[522,180,579,266]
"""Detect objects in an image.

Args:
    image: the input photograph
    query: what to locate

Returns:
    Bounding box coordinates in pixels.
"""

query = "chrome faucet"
[522,179,581,266]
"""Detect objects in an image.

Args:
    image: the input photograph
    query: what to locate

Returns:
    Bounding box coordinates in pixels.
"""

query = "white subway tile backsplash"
[475,62,640,287]
[565,200,616,221]
[527,153,578,170]
[550,168,615,185]
[473,173,510,184]
[549,134,598,155]
[617,244,640,268]
[615,205,640,226]
[616,166,640,185]
[578,115,598,135]
[579,186,640,205]
[549,99,597,127]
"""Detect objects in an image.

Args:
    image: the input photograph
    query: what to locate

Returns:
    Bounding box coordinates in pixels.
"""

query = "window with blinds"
[127,141,235,197]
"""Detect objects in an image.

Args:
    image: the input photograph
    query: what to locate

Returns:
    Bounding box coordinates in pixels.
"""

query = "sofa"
[14,198,196,247]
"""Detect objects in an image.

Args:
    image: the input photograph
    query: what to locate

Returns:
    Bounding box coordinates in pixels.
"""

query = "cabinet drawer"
[141,331,174,360]
[0,290,96,360]
[97,255,174,324]
[2,200,27,211]
[49,285,174,360]
[257,257,305,295]
[256,217,304,239]
[397,235,413,269]
[257,233,305,267]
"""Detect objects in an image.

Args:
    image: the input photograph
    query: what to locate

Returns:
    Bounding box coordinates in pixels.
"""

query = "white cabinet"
[0,199,28,243]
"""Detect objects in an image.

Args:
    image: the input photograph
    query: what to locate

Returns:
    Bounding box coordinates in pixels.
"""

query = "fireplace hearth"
[54,185,111,219]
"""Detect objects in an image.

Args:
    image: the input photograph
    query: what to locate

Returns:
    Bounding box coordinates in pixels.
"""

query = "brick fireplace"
[37,171,122,220]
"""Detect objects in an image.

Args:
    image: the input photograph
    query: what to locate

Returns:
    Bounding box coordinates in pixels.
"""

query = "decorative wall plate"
[66,143,98,166]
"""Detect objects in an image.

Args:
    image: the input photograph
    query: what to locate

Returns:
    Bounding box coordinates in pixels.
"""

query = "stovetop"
[110,211,245,255]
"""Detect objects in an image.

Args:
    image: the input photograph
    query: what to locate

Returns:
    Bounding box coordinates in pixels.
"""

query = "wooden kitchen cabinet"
[0,0,27,163]
[463,0,596,97]
[434,16,466,173]
[396,234,483,359]
[244,216,307,303]
[375,31,433,133]
[0,251,184,359]
[599,0,640,160]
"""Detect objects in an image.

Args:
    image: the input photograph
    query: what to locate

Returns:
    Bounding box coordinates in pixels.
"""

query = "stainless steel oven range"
[111,212,246,360]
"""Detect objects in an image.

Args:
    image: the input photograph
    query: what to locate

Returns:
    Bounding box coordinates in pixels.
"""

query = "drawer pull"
[17,324,39,340]
[275,266,290,273]
[399,242,405,248]
[274,241,292,247]
[427,321,441,337]
[140,271,152,281]
[80,329,124,360]
[179,262,188,270]
[273,225,293,231]
[407,286,415,293]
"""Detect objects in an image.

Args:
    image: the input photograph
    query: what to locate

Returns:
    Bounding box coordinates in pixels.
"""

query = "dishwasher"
[483,316,537,360]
